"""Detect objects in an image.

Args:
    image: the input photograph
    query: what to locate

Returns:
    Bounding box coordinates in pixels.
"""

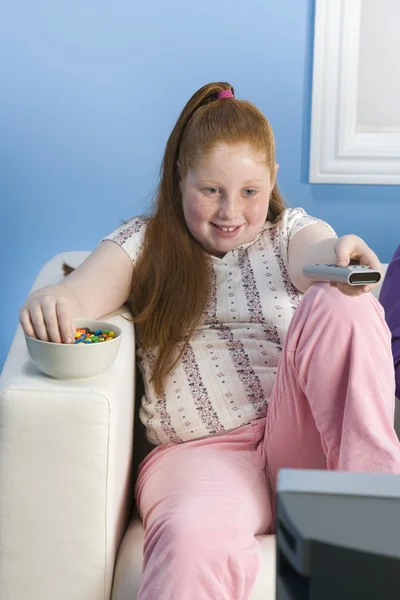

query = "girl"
[19,82,400,600]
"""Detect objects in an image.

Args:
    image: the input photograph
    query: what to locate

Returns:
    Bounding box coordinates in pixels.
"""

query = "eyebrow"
[242,179,266,185]
[200,178,266,185]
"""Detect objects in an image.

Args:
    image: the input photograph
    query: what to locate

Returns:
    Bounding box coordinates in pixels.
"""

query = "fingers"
[19,296,74,343]
[335,235,382,272]
[28,302,54,342]
[329,281,371,297]
[334,235,381,295]
[358,249,382,293]
[19,308,38,339]
[56,298,75,343]
[44,298,65,343]
[359,247,381,270]
[334,236,352,267]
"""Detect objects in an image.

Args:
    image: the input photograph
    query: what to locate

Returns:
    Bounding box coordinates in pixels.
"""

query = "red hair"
[131,82,286,395]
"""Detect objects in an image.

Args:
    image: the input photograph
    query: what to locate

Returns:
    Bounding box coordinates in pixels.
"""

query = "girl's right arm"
[19,240,134,344]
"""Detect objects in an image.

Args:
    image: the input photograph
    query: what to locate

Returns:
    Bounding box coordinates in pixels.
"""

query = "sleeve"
[273,207,336,266]
[283,207,336,241]
[101,216,147,264]
[379,245,400,400]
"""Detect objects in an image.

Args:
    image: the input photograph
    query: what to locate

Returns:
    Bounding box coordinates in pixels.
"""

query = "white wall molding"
[309,0,400,184]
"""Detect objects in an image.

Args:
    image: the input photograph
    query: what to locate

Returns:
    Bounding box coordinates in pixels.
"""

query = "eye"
[206,187,220,194]
[244,189,257,196]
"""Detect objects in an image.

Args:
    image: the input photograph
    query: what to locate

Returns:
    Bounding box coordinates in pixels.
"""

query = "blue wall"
[1,0,399,371]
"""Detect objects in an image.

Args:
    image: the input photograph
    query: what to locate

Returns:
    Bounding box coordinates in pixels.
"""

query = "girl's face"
[180,143,277,258]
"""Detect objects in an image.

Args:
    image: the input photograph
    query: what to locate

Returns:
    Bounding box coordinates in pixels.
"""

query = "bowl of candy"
[24,318,123,379]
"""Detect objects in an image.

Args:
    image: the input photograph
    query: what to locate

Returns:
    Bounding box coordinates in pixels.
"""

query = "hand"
[19,290,76,344]
[330,235,382,297]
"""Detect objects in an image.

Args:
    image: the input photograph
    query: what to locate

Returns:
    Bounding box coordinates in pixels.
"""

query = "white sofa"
[0,253,396,600]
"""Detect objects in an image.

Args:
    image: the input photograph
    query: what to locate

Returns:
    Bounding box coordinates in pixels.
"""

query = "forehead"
[190,144,270,180]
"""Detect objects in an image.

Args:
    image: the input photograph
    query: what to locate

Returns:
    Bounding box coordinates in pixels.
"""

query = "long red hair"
[131,82,286,395]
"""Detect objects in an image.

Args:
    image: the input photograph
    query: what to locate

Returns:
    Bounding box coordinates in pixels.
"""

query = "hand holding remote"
[303,264,381,285]
[306,235,382,297]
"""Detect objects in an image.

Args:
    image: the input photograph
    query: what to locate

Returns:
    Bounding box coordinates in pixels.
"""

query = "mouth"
[212,223,243,237]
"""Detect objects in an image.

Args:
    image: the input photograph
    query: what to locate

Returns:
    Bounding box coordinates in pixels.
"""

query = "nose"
[217,194,238,221]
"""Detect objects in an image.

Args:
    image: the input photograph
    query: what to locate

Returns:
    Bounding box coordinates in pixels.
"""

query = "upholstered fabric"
[0,253,391,600]
[0,252,135,600]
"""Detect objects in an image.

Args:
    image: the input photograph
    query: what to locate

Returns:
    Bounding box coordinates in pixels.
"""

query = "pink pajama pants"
[135,284,400,599]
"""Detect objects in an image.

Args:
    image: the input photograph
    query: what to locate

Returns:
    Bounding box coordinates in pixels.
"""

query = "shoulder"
[263,207,334,238]
[263,208,311,229]
[102,216,148,262]
[106,216,147,244]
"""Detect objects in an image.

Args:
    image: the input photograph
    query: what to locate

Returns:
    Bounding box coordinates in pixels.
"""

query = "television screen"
[276,469,400,599]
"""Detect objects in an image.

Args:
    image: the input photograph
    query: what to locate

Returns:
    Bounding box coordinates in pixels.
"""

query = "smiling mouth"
[212,224,242,232]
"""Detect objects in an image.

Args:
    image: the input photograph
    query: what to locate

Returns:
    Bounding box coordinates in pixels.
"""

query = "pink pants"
[135,284,400,599]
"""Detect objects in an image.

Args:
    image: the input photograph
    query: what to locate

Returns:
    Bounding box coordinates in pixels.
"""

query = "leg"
[135,422,271,600]
[265,283,400,500]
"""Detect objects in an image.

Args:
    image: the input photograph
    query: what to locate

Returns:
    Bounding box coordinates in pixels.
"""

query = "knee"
[302,282,383,321]
[305,281,348,306]
[148,505,235,558]
[288,283,390,358]
[141,507,260,599]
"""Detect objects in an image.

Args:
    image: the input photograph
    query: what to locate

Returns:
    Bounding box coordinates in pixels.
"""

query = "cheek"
[184,192,211,224]
[246,199,269,222]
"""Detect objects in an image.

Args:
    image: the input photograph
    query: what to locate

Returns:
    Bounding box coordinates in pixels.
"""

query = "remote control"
[303,264,381,286]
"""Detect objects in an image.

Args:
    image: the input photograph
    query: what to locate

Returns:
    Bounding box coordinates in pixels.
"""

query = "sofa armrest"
[0,252,137,600]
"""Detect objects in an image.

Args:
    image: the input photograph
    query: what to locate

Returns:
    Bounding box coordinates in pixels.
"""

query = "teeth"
[219,226,237,232]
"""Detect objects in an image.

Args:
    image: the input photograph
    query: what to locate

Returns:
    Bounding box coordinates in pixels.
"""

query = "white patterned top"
[102,208,335,445]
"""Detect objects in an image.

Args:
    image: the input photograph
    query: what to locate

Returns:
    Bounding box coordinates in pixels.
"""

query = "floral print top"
[103,208,335,445]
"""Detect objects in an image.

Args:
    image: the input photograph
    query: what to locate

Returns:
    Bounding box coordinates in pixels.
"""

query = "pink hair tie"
[217,89,234,100]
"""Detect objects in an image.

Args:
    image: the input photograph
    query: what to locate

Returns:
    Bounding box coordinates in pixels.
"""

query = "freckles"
[187,195,211,223]
[248,204,266,218]
[246,202,269,225]
[188,205,204,223]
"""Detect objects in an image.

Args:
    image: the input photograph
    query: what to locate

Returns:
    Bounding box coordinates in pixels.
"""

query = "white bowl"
[24,318,123,379]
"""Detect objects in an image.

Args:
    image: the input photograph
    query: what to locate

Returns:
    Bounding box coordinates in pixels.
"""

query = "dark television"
[276,469,400,599]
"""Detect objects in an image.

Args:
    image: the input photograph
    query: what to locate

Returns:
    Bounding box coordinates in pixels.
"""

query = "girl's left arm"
[287,224,382,296]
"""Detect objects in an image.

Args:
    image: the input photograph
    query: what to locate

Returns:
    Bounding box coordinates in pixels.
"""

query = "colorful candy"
[74,327,117,344]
